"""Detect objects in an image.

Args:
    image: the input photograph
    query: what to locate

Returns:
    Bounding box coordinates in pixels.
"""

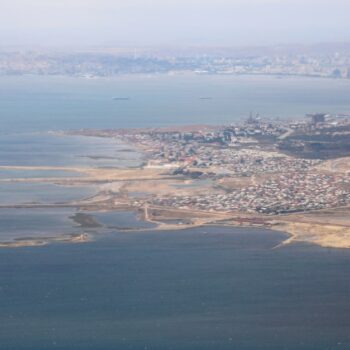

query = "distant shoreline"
[1,71,349,81]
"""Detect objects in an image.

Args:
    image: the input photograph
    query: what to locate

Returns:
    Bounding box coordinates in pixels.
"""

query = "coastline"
[1,129,350,250]
[2,196,350,249]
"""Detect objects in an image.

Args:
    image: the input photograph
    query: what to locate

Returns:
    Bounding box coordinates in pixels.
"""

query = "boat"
[113,97,130,101]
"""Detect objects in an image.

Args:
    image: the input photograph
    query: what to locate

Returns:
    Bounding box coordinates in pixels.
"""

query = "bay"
[1,74,350,133]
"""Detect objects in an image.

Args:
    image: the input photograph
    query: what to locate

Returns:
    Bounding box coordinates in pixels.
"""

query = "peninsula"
[1,113,350,248]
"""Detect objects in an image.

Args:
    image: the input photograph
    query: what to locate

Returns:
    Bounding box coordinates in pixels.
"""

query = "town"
[2,44,350,78]
[111,113,350,215]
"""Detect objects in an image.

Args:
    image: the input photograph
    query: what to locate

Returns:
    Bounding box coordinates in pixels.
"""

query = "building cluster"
[151,172,350,215]
[121,114,350,169]
[119,116,350,215]
[190,148,321,176]
[120,124,319,176]
[204,54,350,78]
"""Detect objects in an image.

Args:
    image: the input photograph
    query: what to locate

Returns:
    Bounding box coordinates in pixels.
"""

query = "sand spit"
[0,165,167,182]
[0,233,90,248]
[271,222,350,249]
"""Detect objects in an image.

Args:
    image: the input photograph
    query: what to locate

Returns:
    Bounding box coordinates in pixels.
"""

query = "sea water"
[1,74,350,132]
[0,226,349,349]
[0,74,350,349]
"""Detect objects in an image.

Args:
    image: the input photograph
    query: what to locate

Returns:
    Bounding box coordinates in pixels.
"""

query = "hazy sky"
[1,0,350,47]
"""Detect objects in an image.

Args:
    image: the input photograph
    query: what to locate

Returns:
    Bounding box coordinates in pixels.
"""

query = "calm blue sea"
[0,74,350,349]
[1,74,350,132]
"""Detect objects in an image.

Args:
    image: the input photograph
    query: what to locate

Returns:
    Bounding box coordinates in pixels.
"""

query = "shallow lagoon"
[0,168,82,179]
[91,210,157,229]
[0,209,155,242]
[0,207,79,241]
[0,182,96,205]
[0,132,142,168]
